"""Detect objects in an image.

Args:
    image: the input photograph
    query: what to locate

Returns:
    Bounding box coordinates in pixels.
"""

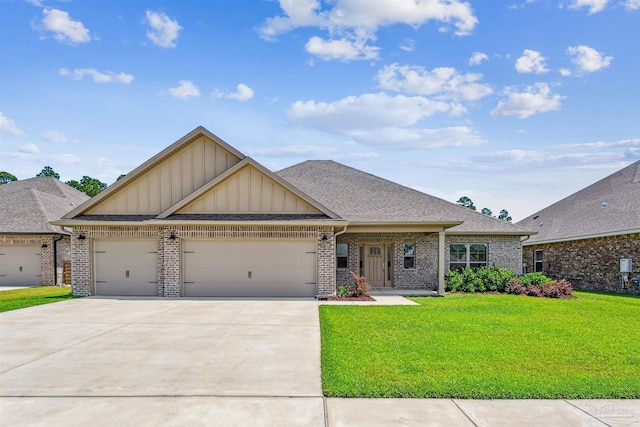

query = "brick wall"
[446,235,523,275]
[70,224,335,297]
[523,233,640,292]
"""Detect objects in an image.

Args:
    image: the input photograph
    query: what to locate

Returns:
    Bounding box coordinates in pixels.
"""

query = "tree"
[481,207,493,216]
[36,166,60,179]
[0,171,17,184]
[66,176,107,197]
[456,196,476,211]
[116,174,126,182]
[498,209,513,223]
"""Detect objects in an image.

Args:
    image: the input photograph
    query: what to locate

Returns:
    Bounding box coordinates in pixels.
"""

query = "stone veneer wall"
[446,235,523,275]
[70,225,335,297]
[336,233,523,290]
[523,233,640,292]
[0,234,56,286]
[336,232,439,290]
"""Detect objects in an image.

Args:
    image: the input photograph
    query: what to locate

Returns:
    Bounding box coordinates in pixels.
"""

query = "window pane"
[337,257,348,269]
[404,257,415,269]
[469,244,487,262]
[337,243,348,258]
[449,262,466,271]
[403,243,415,257]
[535,250,543,261]
[450,244,466,262]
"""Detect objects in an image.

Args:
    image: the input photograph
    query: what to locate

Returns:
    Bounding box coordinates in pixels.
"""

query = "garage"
[94,239,158,296]
[0,245,42,287]
[183,239,317,297]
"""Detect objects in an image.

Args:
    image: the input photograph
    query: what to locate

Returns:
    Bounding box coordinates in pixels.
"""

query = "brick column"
[316,229,335,296]
[71,230,91,296]
[438,231,445,294]
[40,237,55,286]
[162,228,181,297]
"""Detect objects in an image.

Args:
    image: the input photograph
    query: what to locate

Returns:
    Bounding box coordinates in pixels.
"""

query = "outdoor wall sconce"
[41,243,48,248]
[321,233,328,241]
[169,232,177,240]
[78,234,86,240]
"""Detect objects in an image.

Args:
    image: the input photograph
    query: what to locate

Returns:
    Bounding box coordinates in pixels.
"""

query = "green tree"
[66,176,107,197]
[116,174,126,182]
[498,209,513,223]
[36,166,60,179]
[0,171,17,184]
[481,207,493,216]
[456,196,476,211]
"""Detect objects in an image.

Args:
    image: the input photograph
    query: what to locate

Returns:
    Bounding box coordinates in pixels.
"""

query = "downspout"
[52,234,65,286]
[331,226,348,296]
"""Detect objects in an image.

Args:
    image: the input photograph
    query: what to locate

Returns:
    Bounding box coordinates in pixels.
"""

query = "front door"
[364,244,392,287]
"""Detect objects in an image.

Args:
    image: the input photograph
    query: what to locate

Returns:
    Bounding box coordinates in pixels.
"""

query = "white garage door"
[94,239,158,296]
[0,245,42,287]
[183,240,317,297]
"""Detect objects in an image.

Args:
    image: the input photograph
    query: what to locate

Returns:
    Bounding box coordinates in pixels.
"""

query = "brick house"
[53,126,533,298]
[517,161,640,292]
[0,177,89,287]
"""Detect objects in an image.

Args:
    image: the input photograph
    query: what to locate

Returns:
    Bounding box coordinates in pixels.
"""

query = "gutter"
[51,219,349,227]
[52,234,65,286]
[522,228,640,246]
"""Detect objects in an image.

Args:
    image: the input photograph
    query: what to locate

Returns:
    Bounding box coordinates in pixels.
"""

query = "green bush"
[520,272,553,286]
[445,265,515,293]
[337,285,350,297]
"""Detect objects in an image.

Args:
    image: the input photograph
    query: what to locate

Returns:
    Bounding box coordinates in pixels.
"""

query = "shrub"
[445,269,465,292]
[446,266,515,293]
[337,285,350,297]
[520,272,553,287]
[476,264,514,292]
[349,271,371,296]
[506,278,527,295]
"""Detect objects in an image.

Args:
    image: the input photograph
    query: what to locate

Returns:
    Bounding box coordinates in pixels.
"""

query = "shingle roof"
[0,177,90,234]
[277,160,533,234]
[516,161,640,244]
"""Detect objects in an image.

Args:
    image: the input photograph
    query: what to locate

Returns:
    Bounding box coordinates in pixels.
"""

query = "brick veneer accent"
[70,225,335,297]
[0,234,57,286]
[523,233,640,292]
[336,233,523,290]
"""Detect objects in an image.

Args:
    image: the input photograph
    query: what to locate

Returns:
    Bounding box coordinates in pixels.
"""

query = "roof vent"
[601,202,608,209]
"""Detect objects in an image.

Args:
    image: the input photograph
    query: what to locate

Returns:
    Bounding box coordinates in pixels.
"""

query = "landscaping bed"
[320,291,640,399]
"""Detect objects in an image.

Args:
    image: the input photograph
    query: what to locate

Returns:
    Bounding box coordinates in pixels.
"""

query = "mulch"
[325,294,376,301]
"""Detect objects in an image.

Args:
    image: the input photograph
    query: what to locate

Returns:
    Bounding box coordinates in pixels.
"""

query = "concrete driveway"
[0,297,324,426]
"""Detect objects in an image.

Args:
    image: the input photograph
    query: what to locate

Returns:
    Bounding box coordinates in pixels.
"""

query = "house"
[516,161,640,292]
[0,177,89,287]
[53,126,533,298]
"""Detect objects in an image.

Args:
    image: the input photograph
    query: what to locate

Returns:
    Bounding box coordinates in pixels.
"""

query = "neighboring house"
[517,161,640,292]
[0,177,89,287]
[53,126,533,298]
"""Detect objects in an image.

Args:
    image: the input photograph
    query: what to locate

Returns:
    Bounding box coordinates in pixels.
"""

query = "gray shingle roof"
[0,177,90,234]
[277,160,533,234]
[516,161,640,243]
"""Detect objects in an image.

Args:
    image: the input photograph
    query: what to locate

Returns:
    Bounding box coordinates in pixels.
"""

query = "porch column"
[438,230,445,294]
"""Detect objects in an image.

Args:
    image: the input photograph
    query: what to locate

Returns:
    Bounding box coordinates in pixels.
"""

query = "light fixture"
[169,232,177,240]
[41,243,48,248]
[78,234,86,240]
[321,233,328,241]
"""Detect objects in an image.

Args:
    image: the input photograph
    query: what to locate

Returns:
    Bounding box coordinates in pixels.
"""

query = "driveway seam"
[451,399,480,427]
[323,396,329,427]
[563,399,611,427]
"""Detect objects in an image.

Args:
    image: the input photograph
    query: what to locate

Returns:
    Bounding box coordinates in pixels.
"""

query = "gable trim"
[157,157,341,219]
[62,126,246,219]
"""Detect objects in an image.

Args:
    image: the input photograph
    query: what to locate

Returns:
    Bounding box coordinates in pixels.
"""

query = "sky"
[0,0,638,222]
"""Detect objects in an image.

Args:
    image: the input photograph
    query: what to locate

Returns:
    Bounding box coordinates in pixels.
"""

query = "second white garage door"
[0,245,42,287]
[183,240,317,297]
[94,239,158,296]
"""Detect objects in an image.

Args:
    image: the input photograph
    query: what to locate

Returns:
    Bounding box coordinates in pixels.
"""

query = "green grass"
[320,291,640,399]
[0,286,76,313]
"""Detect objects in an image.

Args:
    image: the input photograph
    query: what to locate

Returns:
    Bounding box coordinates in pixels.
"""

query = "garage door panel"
[94,240,158,296]
[0,246,42,287]
[183,240,316,297]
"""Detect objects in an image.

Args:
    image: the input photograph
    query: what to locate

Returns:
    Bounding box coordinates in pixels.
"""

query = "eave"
[522,228,640,246]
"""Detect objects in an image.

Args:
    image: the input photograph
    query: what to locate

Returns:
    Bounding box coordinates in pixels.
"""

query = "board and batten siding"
[177,164,322,214]
[86,136,241,215]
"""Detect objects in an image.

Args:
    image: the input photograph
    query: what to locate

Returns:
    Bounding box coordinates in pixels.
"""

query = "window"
[534,250,543,272]
[403,243,415,269]
[337,243,348,269]
[449,243,487,270]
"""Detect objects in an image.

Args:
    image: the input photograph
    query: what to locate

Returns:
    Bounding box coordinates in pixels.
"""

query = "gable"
[86,134,241,215]
[175,163,323,215]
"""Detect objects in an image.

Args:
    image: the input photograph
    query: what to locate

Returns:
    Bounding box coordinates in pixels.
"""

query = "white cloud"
[0,113,24,136]
[491,83,564,119]
[145,10,182,48]
[305,35,379,61]
[551,138,640,150]
[567,0,609,14]
[399,38,414,52]
[469,51,489,65]
[19,143,39,154]
[376,64,493,101]
[625,0,640,9]
[42,130,69,143]
[515,49,549,74]
[247,144,338,158]
[39,8,91,45]
[559,68,572,77]
[165,80,201,98]
[566,45,613,73]
[58,68,134,84]
[227,83,255,101]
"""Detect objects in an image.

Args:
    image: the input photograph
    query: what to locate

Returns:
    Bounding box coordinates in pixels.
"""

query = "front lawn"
[320,291,640,399]
[0,286,76,313]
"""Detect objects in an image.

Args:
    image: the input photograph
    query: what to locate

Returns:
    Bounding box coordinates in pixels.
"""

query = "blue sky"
[1,0,638,221]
